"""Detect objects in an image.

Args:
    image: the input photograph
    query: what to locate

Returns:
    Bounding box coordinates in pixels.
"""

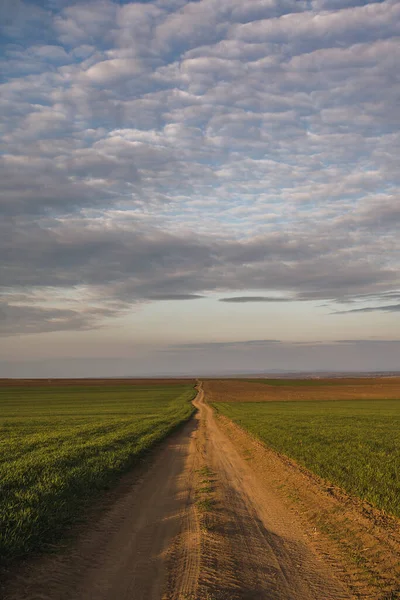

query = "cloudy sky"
[1,0,399,376]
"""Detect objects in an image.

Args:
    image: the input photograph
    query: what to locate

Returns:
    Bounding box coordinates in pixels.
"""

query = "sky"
[1,0,399,377]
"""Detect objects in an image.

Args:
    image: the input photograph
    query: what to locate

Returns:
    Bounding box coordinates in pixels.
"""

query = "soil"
[203,377,400,403]
[2,382,400,600]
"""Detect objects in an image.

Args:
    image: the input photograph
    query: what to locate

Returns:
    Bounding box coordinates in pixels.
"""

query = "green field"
[213,399,400,517]
[0,382,196,562]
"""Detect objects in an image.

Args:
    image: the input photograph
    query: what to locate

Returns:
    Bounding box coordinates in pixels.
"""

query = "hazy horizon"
[2,339,400,378]
[1,0,399,377]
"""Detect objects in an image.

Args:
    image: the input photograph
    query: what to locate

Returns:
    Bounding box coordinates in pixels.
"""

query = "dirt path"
[3,383,360,600]
[192,385,350,600]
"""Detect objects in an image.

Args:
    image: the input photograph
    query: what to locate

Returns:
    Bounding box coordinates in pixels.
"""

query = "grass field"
[0,380,196,562]
[207,379,400,518]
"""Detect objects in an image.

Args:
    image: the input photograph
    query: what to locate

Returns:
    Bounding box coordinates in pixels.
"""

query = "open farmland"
[3,379,400,600]
[206,378,400,518]
[0,380,195,563]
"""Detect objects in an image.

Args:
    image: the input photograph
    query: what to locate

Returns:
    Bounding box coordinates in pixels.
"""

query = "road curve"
[3,383,351,600]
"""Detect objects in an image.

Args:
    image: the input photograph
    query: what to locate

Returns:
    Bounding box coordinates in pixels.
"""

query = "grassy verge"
[195,465,215,529]
[0,382,196,562]
[213,399,400,517]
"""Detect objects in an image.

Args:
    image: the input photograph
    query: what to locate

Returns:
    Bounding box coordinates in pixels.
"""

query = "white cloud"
[232,2,400,48]
[54,0,118,45]
[84,58,145,83]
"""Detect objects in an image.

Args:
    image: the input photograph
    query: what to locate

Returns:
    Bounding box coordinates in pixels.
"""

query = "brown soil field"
[2,382,400,600]
[203,377,400,402]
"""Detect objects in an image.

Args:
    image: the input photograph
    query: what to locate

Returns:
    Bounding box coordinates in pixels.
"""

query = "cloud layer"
[1,0,399,338]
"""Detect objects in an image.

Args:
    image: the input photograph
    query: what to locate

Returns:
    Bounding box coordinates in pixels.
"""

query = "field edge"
[210,405,400,599]
[0,382,198,569]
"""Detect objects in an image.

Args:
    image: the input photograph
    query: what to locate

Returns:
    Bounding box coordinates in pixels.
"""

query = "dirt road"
[190,385,349,600]
[3,384,355,599]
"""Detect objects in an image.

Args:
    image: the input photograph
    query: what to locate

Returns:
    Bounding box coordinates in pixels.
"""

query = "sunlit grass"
[0,383,196,561]
[213,398,400,517]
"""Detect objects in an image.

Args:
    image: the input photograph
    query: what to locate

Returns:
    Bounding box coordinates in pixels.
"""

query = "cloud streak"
[219,296,292,303]
[335,304,400,314]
